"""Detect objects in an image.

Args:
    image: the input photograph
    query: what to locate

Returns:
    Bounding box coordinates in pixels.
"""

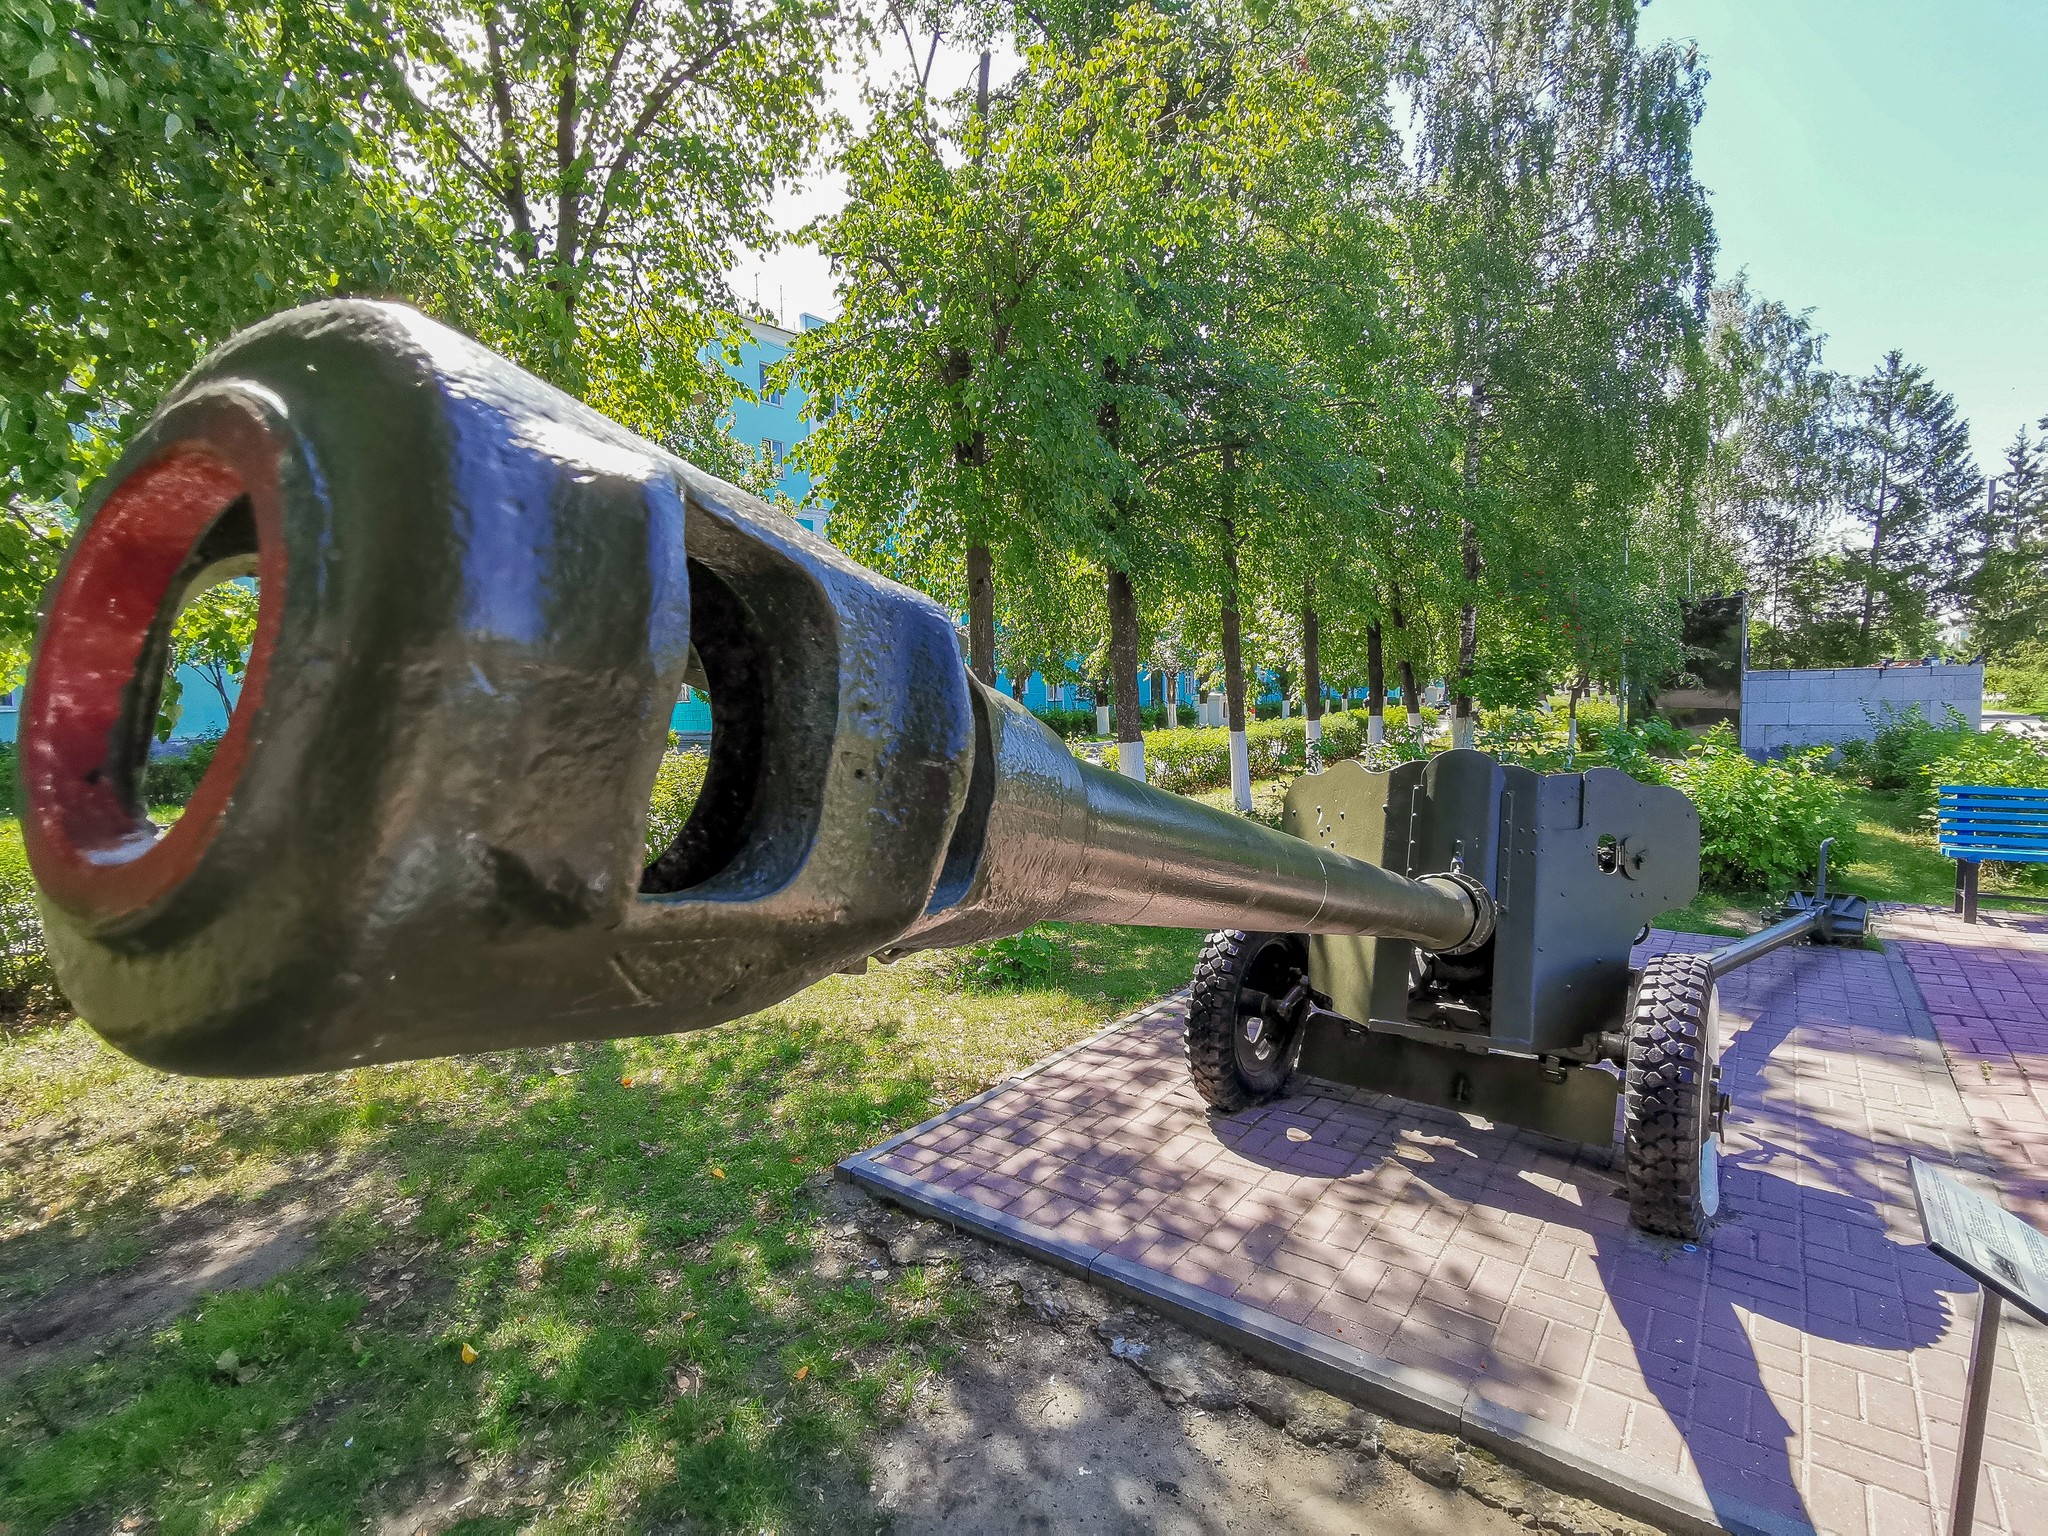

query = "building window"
[757,362,784,407]
[762,438,785,466]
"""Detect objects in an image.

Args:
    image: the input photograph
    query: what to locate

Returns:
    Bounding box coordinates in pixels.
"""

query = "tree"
[1701,278,1842,634]
[1393,0,1714,744]
[172,580,261,720]
[796,12,1175,696]
[1841,350,1979,659]
[1967,418,2048,662]
[2,0,421,685]
[375,0,841,468]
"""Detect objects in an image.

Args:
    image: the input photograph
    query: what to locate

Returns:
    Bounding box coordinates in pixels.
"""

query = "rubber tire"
[1623,951,1722,1241]
[1185,930,1308,1112]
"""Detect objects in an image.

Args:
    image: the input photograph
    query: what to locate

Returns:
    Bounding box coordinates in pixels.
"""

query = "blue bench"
[1937,785,2048,922]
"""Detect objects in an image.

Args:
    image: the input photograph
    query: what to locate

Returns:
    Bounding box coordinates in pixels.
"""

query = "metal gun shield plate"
[1277,752,1698,1148]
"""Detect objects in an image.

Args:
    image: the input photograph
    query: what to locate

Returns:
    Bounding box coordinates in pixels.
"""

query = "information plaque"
[1910,1157,2048,1324]
[1909,1157,2047,1534]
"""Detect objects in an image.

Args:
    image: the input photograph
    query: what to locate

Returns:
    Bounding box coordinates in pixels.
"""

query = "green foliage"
[141,736,220,807]
[0,817,54,1013]
[1660,726,1858,890]
[1,0,424,666]
[1031,708,1101,741]
[952,929,1063,990]
[1837,706,1964,794]
[152,578,261,738]
[1914,728,2048,815]
[644,749,708,858]
[1475,708,1564,772]
[377,0,839,482]
[1986,663,2048,712]
[1130,711,1387,795]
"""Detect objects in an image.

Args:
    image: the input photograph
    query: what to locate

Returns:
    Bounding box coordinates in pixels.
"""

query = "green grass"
[0,875,1200,1534]
[0,759,2025,1529]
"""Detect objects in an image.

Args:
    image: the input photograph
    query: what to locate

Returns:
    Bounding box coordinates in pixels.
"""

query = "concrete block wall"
[1739,664,1982,757]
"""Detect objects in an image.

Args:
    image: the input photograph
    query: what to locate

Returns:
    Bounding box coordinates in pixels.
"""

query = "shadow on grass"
[0,923,1202,1534]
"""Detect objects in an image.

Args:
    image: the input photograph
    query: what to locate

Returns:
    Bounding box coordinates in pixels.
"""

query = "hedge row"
[1106,707,1439,794]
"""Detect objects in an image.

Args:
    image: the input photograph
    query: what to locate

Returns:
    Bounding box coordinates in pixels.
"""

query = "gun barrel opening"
[23,416,285,927]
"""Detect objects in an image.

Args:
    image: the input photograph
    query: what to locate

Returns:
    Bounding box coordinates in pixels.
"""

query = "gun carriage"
[16,302,1864,1245]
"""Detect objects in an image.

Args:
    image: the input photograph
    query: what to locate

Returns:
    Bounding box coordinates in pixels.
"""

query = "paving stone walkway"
[848,919,2048,1536]
[1885,909,2048,1228]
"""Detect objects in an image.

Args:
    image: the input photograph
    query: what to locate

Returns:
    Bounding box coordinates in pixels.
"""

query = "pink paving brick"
[846,919,2048,1534]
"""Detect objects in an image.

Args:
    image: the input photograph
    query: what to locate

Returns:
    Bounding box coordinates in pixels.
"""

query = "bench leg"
[1964,861,1981,925]
[1955,861,1968,915]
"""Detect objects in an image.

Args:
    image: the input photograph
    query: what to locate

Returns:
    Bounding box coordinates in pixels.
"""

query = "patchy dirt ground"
[826,1184,1666,1536]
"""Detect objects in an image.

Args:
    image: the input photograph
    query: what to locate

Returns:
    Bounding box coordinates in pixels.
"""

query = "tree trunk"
[1107,569,1146,780]
[1566,673,1585,761]
[1366,619,1385,746]
[1453,384,1485,749]
[1452,518,1481,748]
[1220,465,1252,811]
[1302,577,1324,745]
[966,542,996,685]
[1390,585,1422,740]
[1858,469,1892,654]
[1011,669,1026,703]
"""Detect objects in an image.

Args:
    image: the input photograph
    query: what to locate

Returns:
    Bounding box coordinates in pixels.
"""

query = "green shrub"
[0,742,15,817]
[644,749,709,857]
[0,826,56,1015]
[952,928,1063,989]
[1913,724,2048,803]
[142,736,222,807]
[1837,705,1967,794]
[1032,707,1100,739]
[1573,696,1622,743]
[1476,707,1565,771]
[1661,725,1858,890]
[1986,665,2048,712]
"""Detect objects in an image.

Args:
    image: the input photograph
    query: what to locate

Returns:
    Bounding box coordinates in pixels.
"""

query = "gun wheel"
[1185,930,1309,1112]
[1623,951,1722,1241]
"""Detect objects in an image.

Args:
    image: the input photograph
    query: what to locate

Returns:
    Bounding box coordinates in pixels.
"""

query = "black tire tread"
[1623,950,1717,1240]
[1185,930,1268,1112]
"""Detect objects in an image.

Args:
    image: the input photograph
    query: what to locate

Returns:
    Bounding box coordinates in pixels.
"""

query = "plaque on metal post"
[1910,1157,2048,1323]
[1909,1158,2048,1535]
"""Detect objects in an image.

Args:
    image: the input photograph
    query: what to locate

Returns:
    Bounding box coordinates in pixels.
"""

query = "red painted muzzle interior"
[23,438,283,923]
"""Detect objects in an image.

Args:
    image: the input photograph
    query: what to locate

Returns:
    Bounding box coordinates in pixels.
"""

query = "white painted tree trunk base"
[1229,730,1252,813]
[1367,714,1384,746]
[1406,710,1423,742]
[1096,705,1111,736]
[1119,740,1146,781]
[1450,714,1475,750]
[1305,717,1322,743]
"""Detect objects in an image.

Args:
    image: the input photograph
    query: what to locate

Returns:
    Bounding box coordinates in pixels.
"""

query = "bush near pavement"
[1659,726,1858,890]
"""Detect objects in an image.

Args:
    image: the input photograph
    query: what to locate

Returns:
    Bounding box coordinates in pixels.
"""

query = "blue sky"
[1640,0,2048,468]
[738,3,2046,469]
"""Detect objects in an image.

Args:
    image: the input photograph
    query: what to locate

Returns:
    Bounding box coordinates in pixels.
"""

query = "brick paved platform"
[843,922,2048,1536]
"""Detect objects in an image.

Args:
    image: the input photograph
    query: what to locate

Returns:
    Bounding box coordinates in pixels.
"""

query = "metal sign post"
[1909,1158,2048,1535]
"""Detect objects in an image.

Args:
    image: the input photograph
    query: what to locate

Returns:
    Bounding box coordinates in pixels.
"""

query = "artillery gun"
[14,302,1864,1245]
